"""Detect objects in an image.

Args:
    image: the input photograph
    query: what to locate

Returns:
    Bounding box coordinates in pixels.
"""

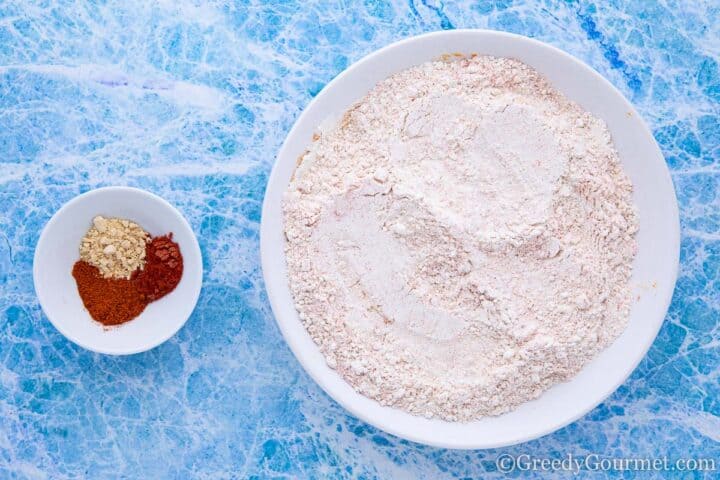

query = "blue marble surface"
[0,0,718,478]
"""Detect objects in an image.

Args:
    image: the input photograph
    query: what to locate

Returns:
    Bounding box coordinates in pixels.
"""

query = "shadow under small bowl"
[34,186,203,355]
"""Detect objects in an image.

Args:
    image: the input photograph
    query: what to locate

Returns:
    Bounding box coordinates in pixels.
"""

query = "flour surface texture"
[283,56,638,421]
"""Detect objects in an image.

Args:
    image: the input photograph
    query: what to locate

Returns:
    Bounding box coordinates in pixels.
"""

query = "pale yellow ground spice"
[79,216,149,279]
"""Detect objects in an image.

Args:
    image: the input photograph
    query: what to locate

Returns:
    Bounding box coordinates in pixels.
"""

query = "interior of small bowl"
[34,187,203,355]
[261,30,679,448]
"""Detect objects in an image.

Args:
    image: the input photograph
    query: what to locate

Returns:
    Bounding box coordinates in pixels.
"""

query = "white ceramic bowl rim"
[261,30,680,449]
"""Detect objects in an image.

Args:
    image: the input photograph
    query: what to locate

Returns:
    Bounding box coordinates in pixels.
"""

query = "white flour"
[283,56,638,421]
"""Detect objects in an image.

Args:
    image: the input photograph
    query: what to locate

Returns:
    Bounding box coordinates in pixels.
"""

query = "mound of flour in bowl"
[283,56,637,421]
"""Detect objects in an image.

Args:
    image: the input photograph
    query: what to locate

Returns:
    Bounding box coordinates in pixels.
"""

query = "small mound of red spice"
[72,233,184,326]
[72,261,147,326]
[133,234,184,302]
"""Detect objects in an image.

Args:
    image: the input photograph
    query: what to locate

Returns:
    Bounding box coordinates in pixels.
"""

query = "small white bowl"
[34,186,203,355]
[261,30,680,449]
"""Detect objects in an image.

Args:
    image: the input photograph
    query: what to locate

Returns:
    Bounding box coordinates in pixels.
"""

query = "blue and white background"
[0,1,718,478]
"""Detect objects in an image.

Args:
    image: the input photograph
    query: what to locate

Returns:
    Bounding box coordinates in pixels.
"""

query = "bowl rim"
[260,29,680,449]
[33,185,203,355]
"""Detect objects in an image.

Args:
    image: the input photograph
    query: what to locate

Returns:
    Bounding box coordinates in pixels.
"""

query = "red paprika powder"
[133,234,184,302]
[72,261,147,326]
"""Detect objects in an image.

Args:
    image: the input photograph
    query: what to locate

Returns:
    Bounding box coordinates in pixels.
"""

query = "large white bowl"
[261,30,679,449]
[34,186,203,355]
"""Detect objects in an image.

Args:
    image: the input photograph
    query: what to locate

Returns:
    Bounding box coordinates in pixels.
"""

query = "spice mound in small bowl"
[72,215,184,326]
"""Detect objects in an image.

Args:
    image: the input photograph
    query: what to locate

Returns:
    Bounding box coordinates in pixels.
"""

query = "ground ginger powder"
[79,216,149,279]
